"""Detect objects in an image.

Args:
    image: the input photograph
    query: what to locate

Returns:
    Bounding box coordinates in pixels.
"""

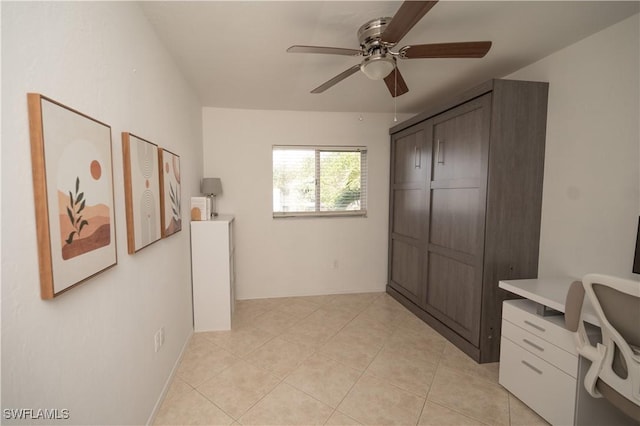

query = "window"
[272,146,367,217]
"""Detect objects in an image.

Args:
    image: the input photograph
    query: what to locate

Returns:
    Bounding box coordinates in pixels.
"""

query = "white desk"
[499,277,599,326]
[498,277,634,426]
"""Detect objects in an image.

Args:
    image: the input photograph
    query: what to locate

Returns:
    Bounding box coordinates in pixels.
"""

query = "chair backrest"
[578,274,640,422]
[591,282,640,379]
[565,280,585,333]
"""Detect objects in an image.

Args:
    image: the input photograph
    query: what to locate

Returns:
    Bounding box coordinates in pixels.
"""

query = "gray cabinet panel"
[393,189,424,239]
[432,104,484,181]
[430,188,480,256]
[426,252,480,345]
[390,239,422,304]
[393,129,427,184]
[424,95,489,346]
[388,120,432,308]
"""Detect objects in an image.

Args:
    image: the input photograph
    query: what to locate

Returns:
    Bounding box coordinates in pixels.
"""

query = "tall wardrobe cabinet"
[387,79,548,363]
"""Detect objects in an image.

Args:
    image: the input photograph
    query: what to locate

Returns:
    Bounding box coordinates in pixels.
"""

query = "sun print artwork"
[28,93,117,299]
[159,148,182,238]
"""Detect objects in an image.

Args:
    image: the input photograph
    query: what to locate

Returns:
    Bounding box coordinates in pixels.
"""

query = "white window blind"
[272,146,367,217]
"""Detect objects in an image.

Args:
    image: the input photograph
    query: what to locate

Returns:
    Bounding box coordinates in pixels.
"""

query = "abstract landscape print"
[158,148,182,238]
[28,94,117,299]
[122,133,162,254]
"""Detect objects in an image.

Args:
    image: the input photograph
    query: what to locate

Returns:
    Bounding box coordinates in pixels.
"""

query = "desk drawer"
[499,337,576,426]
[502,299,577,354]
[502,320,578,378]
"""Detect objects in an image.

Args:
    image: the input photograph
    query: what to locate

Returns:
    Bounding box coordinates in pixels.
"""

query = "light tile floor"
[154,292,549,425]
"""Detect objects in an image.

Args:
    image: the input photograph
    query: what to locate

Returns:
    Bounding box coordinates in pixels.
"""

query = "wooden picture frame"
[633,216,640,274]
[122,132,162,254]
[27,93,117,299]
[158,148,182,238]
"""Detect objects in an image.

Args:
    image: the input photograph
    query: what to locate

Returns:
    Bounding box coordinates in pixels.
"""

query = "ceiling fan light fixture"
[360,54,395,80]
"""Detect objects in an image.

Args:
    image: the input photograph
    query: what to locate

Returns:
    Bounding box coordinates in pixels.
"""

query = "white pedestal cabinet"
[499,299,580,425]
[498,278,634,425]
[190,216,235,331]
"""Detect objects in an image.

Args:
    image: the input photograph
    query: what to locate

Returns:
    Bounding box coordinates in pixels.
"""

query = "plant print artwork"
[161,149,181,237]
[58,159,111,260]
[56,139,112,260]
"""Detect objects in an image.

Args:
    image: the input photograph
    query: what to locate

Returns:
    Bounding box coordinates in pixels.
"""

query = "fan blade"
[311,64,361,94]
[400,41,492,59]
[383,68,409,98]
[287,45,361,56]
[381,1,438,45]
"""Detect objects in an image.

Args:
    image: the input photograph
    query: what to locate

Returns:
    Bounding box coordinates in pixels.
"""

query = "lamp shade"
[360,55,395,80]
[201,177,222,196]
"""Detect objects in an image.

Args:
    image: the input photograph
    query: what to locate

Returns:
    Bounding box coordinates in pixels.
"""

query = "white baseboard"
[146,330,193,425]
[236,286,387,301]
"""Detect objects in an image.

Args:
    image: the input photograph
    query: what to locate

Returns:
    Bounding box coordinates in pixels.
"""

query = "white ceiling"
[140,1,639,114]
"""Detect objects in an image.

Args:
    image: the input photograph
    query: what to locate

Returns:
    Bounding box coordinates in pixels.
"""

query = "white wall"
[1,2,202,424]
[203,109,410,299]
[507,14,640,279]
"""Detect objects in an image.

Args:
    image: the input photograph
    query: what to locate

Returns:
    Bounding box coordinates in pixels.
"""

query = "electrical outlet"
[154,327,165,353]
[154,330,161,353]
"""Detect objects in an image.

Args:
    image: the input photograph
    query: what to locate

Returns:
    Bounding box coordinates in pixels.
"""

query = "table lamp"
[201,177,222,218]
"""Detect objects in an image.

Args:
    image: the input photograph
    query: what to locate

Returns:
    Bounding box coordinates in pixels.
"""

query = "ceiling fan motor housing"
[358,17,395,54]
[358,17,397,80]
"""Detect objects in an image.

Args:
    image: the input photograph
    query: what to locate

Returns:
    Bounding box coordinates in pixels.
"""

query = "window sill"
[272,210,367,219]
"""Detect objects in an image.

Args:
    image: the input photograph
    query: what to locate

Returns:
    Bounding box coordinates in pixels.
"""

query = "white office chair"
[565,273,640,422]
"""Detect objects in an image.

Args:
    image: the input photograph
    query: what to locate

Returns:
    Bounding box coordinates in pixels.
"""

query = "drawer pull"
[521,360,543,375]
[522,338,545,352]
[523,320,546,332]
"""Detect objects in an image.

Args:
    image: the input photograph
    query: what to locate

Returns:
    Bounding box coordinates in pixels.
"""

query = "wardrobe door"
[424,94,491,345]
[388,122,431,305]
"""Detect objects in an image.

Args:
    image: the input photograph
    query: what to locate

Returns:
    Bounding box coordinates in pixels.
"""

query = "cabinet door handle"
[522,338,545,352]
[414,146,421,168]
[523,320,546,333]
[436,139,445,164]
[521,360,543,375]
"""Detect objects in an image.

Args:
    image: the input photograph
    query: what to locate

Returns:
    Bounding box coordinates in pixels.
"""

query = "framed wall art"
[27,93,117,299]
[158,148,182,238]
[122,132,162,254]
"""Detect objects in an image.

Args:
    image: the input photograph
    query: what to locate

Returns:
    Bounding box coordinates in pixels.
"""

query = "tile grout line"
[425,360,497,426]
[417,346,445,426]
[192,386,239,424]
[279,295,385,424]
[315,320,381,424]
[220,296,358,425]
[189,299,300,424]
[315,302,412,424]
[233,299,323,424]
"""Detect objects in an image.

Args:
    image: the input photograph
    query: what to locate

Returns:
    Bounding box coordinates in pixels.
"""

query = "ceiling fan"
[287,1,492,97]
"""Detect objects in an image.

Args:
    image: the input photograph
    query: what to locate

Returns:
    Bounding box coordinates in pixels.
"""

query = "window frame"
[272,145,368,218]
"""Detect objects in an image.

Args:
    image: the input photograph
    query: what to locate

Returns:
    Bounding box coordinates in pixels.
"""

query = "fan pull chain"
[393,67,398,122]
